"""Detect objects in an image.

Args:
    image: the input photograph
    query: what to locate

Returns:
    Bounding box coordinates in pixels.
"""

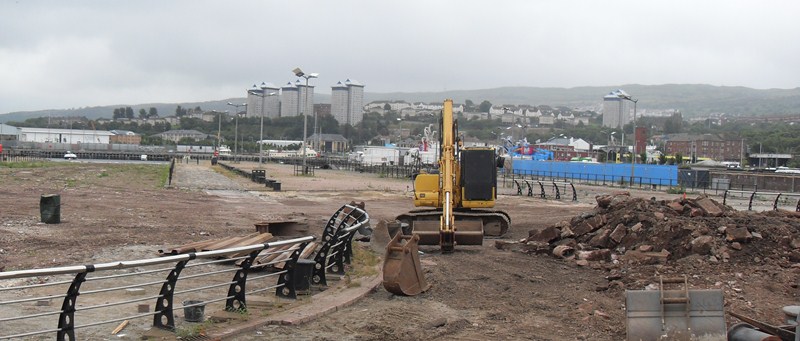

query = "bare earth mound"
[1,161,798,340]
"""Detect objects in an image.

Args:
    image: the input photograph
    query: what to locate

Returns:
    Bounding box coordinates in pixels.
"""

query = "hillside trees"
[478,100,492,113]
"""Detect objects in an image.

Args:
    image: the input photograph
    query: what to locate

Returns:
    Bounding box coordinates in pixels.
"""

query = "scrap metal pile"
[502,192,800,268]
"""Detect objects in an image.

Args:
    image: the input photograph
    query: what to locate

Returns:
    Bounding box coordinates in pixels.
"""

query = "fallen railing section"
[512,177,577,202]
[0,236,314,340]
[218,162,281,190]
[722,190,800,211]
[312,203,370,287]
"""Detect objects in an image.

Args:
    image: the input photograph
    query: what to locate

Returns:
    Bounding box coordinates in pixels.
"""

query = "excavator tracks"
[395,209,511,246]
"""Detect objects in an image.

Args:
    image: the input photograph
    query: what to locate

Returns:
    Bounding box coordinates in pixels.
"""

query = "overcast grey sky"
[1,0,799,114]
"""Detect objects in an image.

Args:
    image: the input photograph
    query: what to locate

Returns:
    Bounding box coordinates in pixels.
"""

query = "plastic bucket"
[182,300,205,322]
[40,194,61,224]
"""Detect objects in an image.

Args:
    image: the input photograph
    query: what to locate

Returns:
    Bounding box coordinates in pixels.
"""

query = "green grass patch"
[0,160,56,169]
[211,165,239,179]
[348,245,380,278]
[666,186,686,195]
[156,164,171,187]
[175,320,214,338]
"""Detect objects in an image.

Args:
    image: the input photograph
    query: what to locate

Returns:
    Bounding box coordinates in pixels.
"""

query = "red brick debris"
[499,192,800,268]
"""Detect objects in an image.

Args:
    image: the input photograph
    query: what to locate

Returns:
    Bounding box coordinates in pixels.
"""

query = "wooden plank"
[201,233,258,251]
[246,244,294,268]
[227,233,274,258]
[157,239,215,256]
[111,320,129,335]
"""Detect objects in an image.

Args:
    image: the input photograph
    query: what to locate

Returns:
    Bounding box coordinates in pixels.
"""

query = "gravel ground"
[1,160,797,340]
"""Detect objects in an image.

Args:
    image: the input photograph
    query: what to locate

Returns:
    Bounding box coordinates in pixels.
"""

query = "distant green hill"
[364,84,800,117]
[0,98,252,123]
[2,84,798,123]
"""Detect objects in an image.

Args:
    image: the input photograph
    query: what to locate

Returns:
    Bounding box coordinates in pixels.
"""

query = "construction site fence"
[0,236,315,341]
[506,169,678,191]
[721,190,800,212]
[512,179,578,202]
[254,156,421,179]
[0,150,46,162]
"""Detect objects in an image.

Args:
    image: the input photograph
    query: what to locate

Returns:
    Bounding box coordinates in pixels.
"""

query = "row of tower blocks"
[245,79,365,125]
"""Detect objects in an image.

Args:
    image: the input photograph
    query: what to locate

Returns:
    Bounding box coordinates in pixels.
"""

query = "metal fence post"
[225,250,260,312]
[153,260,188,330]
[57,271,90,341]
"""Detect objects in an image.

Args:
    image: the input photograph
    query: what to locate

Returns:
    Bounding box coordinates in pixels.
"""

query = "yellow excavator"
[383,99,511,295]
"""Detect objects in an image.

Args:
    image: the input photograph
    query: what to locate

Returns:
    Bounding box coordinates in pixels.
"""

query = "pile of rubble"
[503,192,800,267]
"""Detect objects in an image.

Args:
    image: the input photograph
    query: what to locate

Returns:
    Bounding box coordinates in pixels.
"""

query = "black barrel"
[40,194,61,224]
[293,259,315,293]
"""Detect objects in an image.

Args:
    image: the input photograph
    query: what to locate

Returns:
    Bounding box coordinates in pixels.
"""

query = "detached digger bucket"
[382,234,430,296]
[625,276,726,341]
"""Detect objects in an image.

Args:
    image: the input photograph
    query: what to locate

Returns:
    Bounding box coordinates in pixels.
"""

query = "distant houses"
[152,129,209,143]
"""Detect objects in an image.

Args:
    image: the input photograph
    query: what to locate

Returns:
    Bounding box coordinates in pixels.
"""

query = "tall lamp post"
[227,102,246,162]
[396,118,403,144]
[248,86,276,164]
[617,91,638,186]
[212,110,224,152]
[608,131,617,163]
[293,67,318,175]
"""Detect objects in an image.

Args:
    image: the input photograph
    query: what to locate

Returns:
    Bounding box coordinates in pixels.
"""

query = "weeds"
[666,186,686,195]
[348,245,380,278]
[0,161,54,169]
[175,320,214,339]
[157,164,170,187]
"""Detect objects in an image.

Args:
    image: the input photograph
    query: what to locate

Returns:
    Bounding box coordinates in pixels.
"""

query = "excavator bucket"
[382,233,430,296]
[411,219,484,246]
[625,276,726,341]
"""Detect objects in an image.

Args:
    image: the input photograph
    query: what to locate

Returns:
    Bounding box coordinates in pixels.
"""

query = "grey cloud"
[1,0,799,113]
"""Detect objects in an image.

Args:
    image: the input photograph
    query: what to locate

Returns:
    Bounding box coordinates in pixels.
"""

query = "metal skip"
[625,276,726,341]
[382,233,430,296]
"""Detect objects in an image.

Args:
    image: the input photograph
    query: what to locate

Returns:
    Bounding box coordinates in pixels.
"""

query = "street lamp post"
[617,91,638,186]
[248,86,276,164]
[227,102,247,163]
[396,118,403,144]
[212,110,224,152]
[293,67,318,175]
[607,131,617,163]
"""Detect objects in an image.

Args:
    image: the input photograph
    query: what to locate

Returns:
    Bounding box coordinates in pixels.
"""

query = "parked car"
[64,151,77,160]
[140,154,148,161]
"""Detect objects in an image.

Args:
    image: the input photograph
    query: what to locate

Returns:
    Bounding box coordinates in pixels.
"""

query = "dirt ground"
[1,159,798,340]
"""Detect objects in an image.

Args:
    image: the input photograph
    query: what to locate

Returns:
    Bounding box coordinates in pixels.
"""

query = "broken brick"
[573,215,606,237]
[695,197,724,217]
[726,227,752,243]
[609,224,627,244]
[690,235,715,255]
[530,226,561,243]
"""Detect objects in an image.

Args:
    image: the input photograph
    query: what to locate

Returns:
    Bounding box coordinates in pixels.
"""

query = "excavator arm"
[438,99,458,252]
